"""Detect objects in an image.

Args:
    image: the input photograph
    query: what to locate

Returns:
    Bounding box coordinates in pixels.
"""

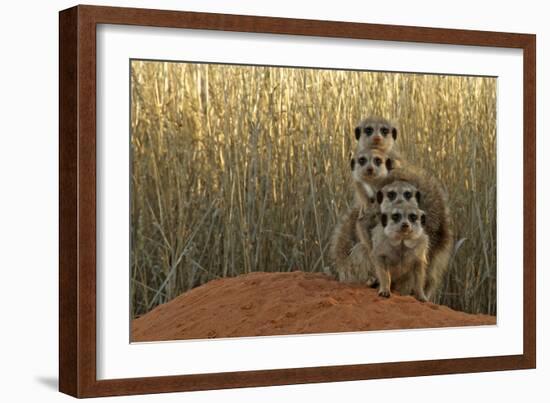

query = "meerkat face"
[380,205,426,242]
[377,181,421,210]
[350,149,393,184]
[354,117,398,153]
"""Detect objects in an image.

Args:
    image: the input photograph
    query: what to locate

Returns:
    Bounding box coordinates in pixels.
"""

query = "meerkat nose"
[401,222,410,230]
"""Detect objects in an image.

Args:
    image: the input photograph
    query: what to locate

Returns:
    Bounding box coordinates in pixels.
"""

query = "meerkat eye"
[391,213,401,222]
[354,127,361,139]
[409,213,418,223]
[376,190,384,204]
[381,127,389,136]
[388,191,397,201]
[374,157,382,166]
[365,126,374,136]
[404,191,412,200]
[358,156,367,166]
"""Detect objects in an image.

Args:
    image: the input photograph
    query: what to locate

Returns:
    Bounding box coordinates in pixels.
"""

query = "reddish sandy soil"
[132,271,496,342]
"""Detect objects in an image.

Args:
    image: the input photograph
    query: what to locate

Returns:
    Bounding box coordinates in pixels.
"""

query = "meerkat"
[350,147,394,208]
[370,202,429,302]
[353,207,382,288]
[373,166,453,300]
[354,116,405,167]
[329,147,395,284]
[329,207,376,284]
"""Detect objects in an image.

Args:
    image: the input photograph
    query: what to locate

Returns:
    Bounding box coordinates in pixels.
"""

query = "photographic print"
[59,6,535,396]
[130,60,497,342]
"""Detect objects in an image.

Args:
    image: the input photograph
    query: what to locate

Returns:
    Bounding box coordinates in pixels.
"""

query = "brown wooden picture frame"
[59,4,536,398]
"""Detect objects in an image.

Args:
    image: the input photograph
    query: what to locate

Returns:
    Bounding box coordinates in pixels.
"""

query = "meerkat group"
[329,116,453,302]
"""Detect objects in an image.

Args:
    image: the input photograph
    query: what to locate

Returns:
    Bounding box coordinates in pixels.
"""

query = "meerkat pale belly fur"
[354,116,406,169]
[369,202,429,302]
[373,166,453,300]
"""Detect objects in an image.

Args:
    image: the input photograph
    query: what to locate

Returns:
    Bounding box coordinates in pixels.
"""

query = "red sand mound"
[132,271,495,342]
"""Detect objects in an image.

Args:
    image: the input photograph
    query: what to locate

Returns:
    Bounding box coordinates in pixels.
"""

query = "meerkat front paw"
[415,293,428,303]
[414,288,429,302]
[378,289,391,298]
[338,271,349,283]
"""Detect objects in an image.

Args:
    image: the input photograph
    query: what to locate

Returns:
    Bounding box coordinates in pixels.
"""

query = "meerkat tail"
[425,232,453,301]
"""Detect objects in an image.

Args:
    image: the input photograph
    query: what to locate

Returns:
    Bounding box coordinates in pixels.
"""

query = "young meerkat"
[370,202,429,302]
[353,180,421,289]
[373,166,453,300]
[329,207,376,283]
[328,148,393,283]
[354,116,405,168]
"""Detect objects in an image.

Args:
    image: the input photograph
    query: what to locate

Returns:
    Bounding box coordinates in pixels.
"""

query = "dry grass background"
[130,60,496,319]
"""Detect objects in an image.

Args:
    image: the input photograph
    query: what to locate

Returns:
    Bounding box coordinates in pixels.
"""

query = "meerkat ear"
[385,158,393,171]
[350,158,356,171]
[381,213,388,227]
[415,191,421,204]
[376,190,384,204]
[421,214,426,226]
[354,127,361,140]
[392,127,398,140]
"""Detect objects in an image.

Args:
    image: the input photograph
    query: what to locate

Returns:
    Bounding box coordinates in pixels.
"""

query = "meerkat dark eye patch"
[385,158,393,171]
[415,191,421,204]
[409,213,418,223]
[381,214,388,227]
[381,127,389,136]
[354,127,361,140]
[365,126,374,136]
[404,191,412,200]
[374,157,382,166]
[392,127,398,140]
[350,158,356,170]
[358,156,367,166]
[391,213,401,223]
[421,214,426,226]
[376,190,384,204]
[388,191,397,201]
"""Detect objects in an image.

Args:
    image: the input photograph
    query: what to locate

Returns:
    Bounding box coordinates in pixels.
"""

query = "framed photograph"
[59,4,536,398]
